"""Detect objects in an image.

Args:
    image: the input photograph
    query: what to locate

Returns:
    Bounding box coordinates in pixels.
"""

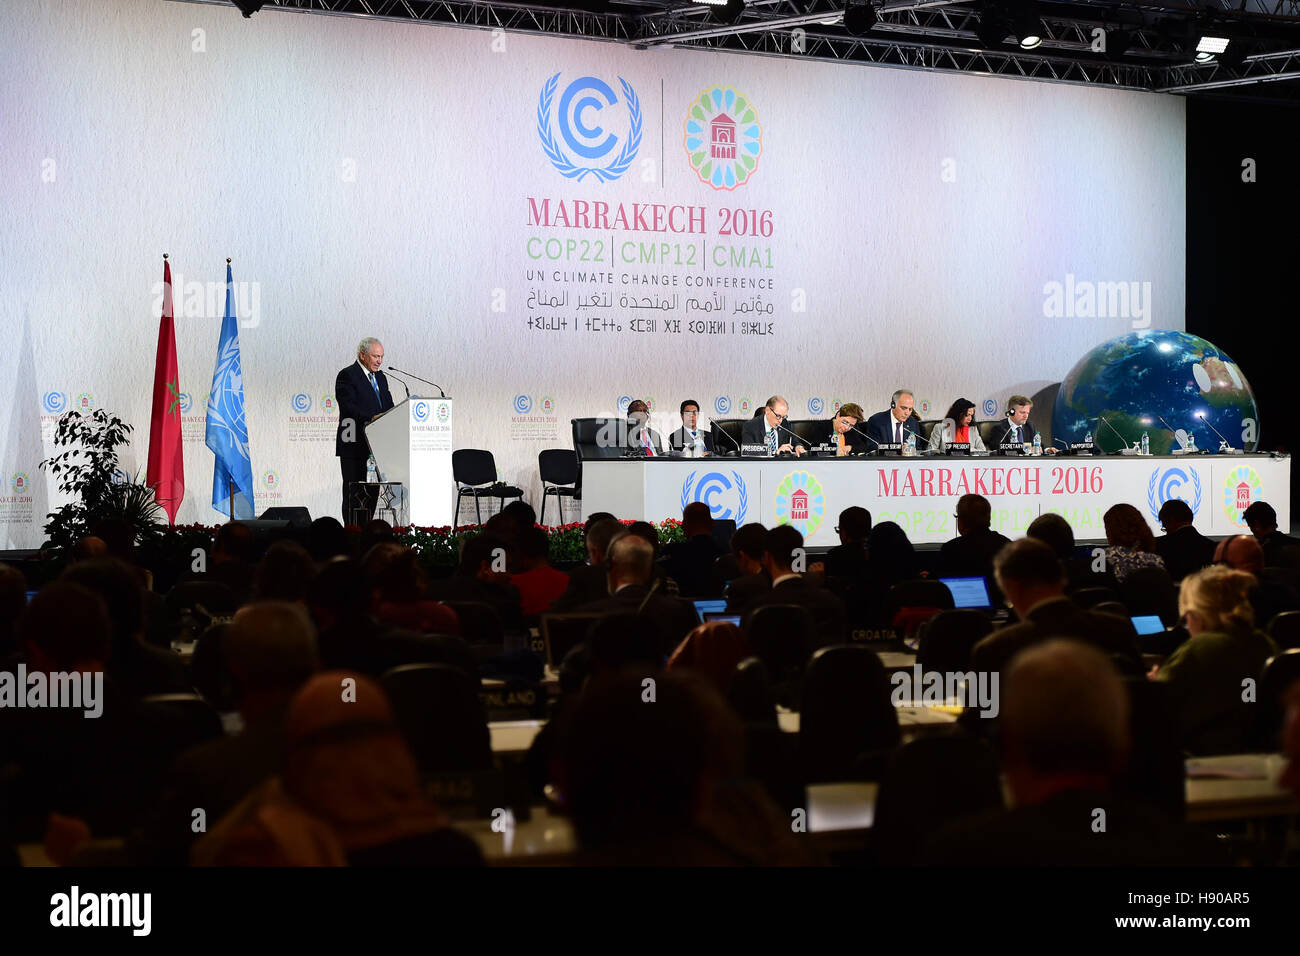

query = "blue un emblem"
[538,74,642,183]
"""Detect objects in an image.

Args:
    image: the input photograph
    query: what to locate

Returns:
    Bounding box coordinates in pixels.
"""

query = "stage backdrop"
[0,0,1186,546]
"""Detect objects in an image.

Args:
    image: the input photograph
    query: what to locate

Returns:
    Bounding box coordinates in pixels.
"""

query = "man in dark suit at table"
[1154,498,1217,581]
[986,394,1057,453]
[335,337,395,523]
[1243,501,1300,568]
[971,539,1142,678]
[724,522,770,612]
[740,524,846,646]
[740,396,805,456]
[624,399,665,457]
[938,494,1011,582]
[666,399,714,455]
[576,532,700,656]
[863,390,924,448]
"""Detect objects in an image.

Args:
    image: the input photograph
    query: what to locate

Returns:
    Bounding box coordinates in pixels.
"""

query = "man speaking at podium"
[335,337,395,522]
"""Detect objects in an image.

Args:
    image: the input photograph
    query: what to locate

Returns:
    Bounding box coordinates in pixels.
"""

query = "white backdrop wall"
[0,0,1186,545]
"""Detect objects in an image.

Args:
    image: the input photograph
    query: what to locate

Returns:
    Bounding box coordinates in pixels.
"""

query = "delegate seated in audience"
[1102,503,1165,583]
[61,558,189,698]
[553,670,811,865]
[129,602,321,865]
[724,522,770,613]
[822,506,871,582]
[510,524,570,614]
[305,516,350,563]
[666,620,749,695]
[1154,498,1216,582]
[425,532,523,632]
[937,494,1010,581]
[925,639,1225,865]
[1212,534,1300,628]
[549,515,621,612]
[1151,565,1279,755]
[971,538,1141,678]
[658,502,725,599]
[192,521,257,604]
[1243,500,1300,568]
[576,532,700,656]
[192,671,483,866]
[0,583,139,840]
[1026,512,1111,592]
[252,539,317,603]
[362,542,459,635]
[740,524,846,645]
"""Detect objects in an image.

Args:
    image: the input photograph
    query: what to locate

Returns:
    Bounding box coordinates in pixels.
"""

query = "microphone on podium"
[387,366,446,398]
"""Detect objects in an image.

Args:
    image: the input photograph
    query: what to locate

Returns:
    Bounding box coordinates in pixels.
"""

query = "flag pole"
[228,479,234,523]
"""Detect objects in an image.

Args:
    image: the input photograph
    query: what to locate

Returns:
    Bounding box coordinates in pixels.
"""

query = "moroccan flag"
[146,256,185,523]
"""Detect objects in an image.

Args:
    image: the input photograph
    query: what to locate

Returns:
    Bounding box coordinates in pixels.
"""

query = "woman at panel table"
[827,403,870,456]
[927,398,986,453]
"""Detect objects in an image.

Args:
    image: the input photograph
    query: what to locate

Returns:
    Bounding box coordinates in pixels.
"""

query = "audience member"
[740,525,846,645]
[252,540,317,603]
[425,532,523,631]
[306,516,349,563]
[1242,501,1300,567]
[549,517,622,612]
[938,494,1010,582]
[1213,534,1300,627]
[0,562,26,661]
[1154,499,1216,582]
[659,502,724,598]
[823,506,871,582]
[1027,512,1108,591]
[1103,503,1165,582]
[362,543,460,635]
[667,621,749,695]
[510,525,570,614]
[576,532,699,655]
[724,522,770,612]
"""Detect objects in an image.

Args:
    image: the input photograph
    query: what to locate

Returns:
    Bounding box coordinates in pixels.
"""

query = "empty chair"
[744,604,810,705]
[1119,566,1180,627]
[873,735,1003,865]
[1252,649,1300,751]
[444,600,505,645]
[727,656,778,725]
[1269,611,1300,651]
[916,610,994,674]
[380,663,493,774]
[452,449,523,528]
[798,645,900,784]
[1071,586,1120,610]
[537,448,580,526]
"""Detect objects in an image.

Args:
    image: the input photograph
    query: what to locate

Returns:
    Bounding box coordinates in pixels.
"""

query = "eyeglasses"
[770,411,788,420]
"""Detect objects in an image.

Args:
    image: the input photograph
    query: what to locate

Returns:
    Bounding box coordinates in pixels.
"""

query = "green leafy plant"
[38,409,164,553]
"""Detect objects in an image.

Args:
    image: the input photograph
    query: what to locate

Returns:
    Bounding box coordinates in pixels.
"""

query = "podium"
[365,396,454,527]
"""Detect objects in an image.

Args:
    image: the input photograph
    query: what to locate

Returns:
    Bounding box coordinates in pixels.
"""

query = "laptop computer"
[1130,614,1165,636]
[939,577,993,610]
[693,599,728,618]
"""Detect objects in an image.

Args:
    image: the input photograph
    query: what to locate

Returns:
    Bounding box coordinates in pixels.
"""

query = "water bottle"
[904,433,916,458]
[366,455,378,483]
[1032,433,1042,457]
[1140,431,1150,456]
[1187,433,1196,453]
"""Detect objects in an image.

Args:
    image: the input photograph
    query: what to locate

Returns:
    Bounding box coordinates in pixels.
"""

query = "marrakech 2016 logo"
[774,471,826,538]
[11,473,30,496]
[320,394,337,414]
[685,86,763,191]
[538,74,642,183]
[262,470,280,491]
[436,402,450,424]
[1223,466,1263,525]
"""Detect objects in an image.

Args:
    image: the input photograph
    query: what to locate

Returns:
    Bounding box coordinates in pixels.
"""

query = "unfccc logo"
[682,470,748,523]
[514,395,533,414]
[291,393,312,413]
[982,399,999,418]
[1147,466,1203,520]
[538,74,642,183]
[412,401,429,423]
[808,397,825,415]
[617,395,633,414]
[714,396,732,415]
[179,392,193,414]
[42,391,67,414]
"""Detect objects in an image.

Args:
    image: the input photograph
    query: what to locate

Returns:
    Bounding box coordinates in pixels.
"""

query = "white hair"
[357,337,382,357]
[892,389,914,406]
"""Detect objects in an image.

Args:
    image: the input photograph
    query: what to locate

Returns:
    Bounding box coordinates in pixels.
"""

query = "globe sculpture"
[1052,330,1258,455]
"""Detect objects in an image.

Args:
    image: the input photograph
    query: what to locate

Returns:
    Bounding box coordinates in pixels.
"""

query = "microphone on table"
[1097,415,1138,453]
[1053,437,1070,452]
[849,423,883,454]
[386,366,446,398]
[1157,415,1190,451]
[384,368,411,401]
[1197,412,1237,452]
[776,422,814,455]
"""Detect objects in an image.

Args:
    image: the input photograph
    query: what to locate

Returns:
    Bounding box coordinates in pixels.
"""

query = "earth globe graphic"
[1052,330,1258,455]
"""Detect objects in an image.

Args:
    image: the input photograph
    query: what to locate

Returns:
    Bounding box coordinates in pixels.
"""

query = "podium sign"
[365,396,454,527]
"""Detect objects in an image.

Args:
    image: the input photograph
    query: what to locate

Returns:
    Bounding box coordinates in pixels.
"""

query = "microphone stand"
[386,366,446,398]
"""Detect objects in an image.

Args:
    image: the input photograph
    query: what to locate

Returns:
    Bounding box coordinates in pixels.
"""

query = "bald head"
[1214,534,1264,575]
[607,532,655,592]
[1001,639,1130,800]
[226,602,320,697]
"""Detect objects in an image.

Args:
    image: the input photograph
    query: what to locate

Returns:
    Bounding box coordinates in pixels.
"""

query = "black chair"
[1093,600,1131,619]
[744,604,811,705]
[1071,586,1120,610]
[728,656,778,725]
[540,612,605,669]
[798,645,900,784]
[444,600,505,645]
[872,735,1003,865]
[1252,649,1300,750]
[452,449,523,529]
[537,449,580,526]
[784,419,823,451]
[710,419,746,456]
[916,610,994,673]
[1118,678,1186,821]
[975,420,1003,448]
[1269,611,1300,651]
[380,663,493,774]
[131,693,225,790]
[1119,566,1180,627]
[189,622,236,711]
[918,419,941,443]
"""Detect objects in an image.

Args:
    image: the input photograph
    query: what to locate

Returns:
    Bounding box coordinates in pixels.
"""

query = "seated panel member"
[863,390,924,447]
[740,396,805,457]
[624,399,664,456]
[987,395,1057,453]
[667,399,713,455]
[928,398,987,453]
[827,403,870,457]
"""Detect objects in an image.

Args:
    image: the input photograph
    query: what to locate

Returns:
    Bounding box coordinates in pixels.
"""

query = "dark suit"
[971,595,1141,677]
[1155,525,1217,582]
[1257,529,1300,568]
[740,415,781,451]
[659,534,725,599]
[335,361,395,522]
[623,421,664,456]
[725,571,770,613]
[549,563,610,613]
[863,409,923,447]
[576,585,701,657]
[666,426,714,454]
[825,419,871,455]
[987,418,1038,449]
[741,575,847,646]
[938,528,1012,581]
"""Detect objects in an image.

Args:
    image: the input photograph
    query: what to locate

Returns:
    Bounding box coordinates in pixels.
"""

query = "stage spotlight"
[709,0,745,25]
[232,0,265,16]
[843,3,878,36]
